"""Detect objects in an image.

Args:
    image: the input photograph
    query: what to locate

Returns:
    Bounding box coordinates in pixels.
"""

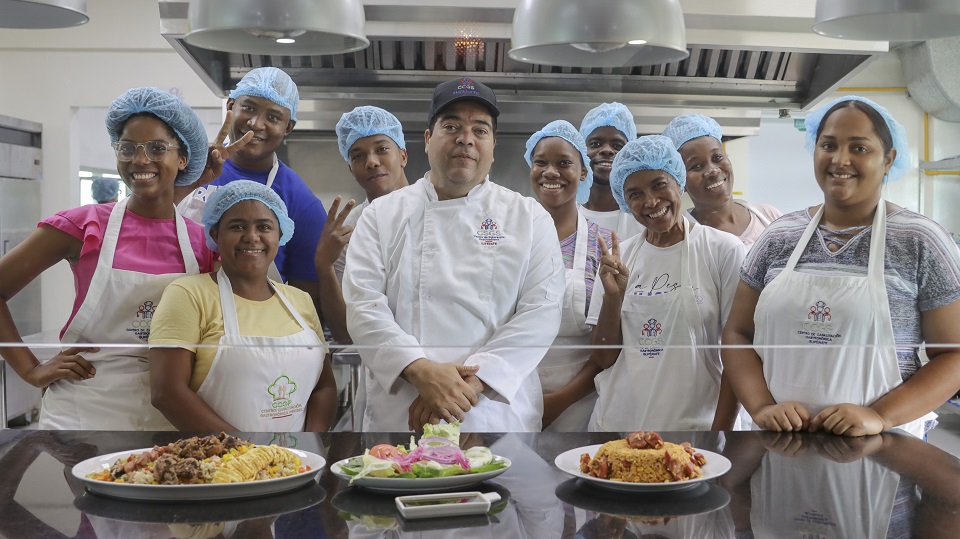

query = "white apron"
[176,155,283,282]
[755,201,933,438]
[196,268,325,432]
[590,217,721,432]
[751,449,898,538]
[39,198,196,430]
[538,214,597,432]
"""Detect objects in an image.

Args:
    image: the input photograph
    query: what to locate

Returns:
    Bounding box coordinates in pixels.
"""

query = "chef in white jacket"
[344,77,565,432]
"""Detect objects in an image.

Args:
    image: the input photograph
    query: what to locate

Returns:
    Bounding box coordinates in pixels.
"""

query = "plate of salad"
[330,423,511,493]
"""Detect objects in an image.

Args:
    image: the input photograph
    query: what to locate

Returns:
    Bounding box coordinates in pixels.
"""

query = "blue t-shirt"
[212,159,327,282]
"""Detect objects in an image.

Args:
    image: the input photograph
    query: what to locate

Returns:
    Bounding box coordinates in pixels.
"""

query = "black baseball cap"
[427,77,500,128]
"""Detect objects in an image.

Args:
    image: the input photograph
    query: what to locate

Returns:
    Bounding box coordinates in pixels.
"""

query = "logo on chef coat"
[126,300,156,341]
[637,317,665,358]
[798,300,841,345]
[474,217,505,246]
[260,374,304,420]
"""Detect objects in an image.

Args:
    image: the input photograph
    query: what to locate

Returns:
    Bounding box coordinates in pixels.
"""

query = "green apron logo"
[268,375,297,409]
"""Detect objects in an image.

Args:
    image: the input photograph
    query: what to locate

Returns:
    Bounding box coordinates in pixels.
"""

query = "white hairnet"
[579,102,637,142]
[524,120,594,204]
[229,67,300,122]
[611,135,686,213]
[663,114,723,149]
[201,180,295,252]
[91,177,120,203]
[335,106,406,162]
[105,87,209,187]
[804,95,910,183]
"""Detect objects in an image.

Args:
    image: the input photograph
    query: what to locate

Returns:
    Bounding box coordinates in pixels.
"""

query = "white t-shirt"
[587,223,747,347]
[577,205,645,241]
[333,198,369,283]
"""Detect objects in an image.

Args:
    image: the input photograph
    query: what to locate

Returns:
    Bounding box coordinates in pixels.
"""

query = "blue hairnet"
[201,180,295,252]
[579,102,638,142]
[336,106,406,162]
[610,135,686,214]
[663,114,723,149]
[524,120,594,204]
[105,87,209,187]
[91,177,120,203]
[229,67,299,122]
[804,95,910,182]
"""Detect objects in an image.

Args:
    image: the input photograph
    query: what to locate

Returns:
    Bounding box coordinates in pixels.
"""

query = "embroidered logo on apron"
[637,317,665,358]
[798,300,842,345]
[127,300,156,341]
[473,218,505,246]
[260,374,303,420]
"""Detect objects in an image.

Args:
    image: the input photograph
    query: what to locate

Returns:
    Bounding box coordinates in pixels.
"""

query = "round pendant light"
[509,0,688,67]
[0,0,88,29]
[813,0,960,41]
[185,0,369,56]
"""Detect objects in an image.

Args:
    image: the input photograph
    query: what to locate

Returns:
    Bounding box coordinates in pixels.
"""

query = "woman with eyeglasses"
[0,87,246,430]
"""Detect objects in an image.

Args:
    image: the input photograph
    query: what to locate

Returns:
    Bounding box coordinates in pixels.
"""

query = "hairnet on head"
[804,95,910,182]
[201,180,295,252]
[610,135,686,214]
[335,106,406,162]
[91,177,120,203]
[579,102,638,142]
[524,120,594,204]
[105,87,209,187]
[229,67,300,122]
[663,114,723,149]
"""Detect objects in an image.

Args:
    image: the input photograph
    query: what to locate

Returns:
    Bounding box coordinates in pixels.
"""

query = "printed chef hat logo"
[643,318,663,337]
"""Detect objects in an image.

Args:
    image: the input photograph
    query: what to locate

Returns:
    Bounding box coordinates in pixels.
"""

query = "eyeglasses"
[111,140,180,162]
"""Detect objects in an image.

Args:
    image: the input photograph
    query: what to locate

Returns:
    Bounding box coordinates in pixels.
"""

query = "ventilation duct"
[899,37,960,122]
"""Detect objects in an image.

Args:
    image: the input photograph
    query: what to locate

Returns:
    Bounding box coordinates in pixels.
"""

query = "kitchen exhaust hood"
[159,0,889,136]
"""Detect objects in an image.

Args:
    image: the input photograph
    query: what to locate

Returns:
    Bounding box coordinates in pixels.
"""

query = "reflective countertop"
[1,430,958,538]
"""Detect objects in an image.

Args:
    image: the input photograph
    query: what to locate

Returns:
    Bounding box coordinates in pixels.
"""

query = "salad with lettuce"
[338,423,508,483]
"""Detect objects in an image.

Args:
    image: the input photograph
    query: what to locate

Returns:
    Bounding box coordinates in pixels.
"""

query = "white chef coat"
[577,205,644,241]
[344,175,564,432]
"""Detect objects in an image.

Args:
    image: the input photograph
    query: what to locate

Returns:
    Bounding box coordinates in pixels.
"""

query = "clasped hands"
[403,359,484,432]
[753,401,889,437]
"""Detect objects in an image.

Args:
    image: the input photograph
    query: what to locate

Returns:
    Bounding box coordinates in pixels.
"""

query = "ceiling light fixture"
[508,0,688,67]
[813,0,960,41]
[0,0,88,29]
[185,0,369,56]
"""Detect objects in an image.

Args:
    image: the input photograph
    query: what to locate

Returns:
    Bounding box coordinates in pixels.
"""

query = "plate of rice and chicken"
[71,433,325,501]
[554,430,731,492]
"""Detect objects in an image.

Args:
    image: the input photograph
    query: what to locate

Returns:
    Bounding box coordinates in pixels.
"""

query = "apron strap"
[265,154,280,189]
[216,268,312,337]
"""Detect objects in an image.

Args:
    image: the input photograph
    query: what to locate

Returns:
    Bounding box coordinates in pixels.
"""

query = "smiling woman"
[587,135,747,433]
[0,87,217,431]
[722,95,960,438]
[148,180,338,433]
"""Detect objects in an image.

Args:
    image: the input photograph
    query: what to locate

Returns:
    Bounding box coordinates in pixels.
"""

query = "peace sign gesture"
[314,195,357,270]
[195,110,255,189]
[597,231,630,296]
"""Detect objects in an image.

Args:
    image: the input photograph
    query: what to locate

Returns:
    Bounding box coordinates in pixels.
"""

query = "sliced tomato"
[369,444,408,460]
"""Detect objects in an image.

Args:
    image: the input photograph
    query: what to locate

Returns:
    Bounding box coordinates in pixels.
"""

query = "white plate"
[330,456,511,493]
[71,447,325,501]
[554,444,731,492]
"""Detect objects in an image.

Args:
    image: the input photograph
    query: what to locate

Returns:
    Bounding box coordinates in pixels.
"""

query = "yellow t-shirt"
[149,273,325,391]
